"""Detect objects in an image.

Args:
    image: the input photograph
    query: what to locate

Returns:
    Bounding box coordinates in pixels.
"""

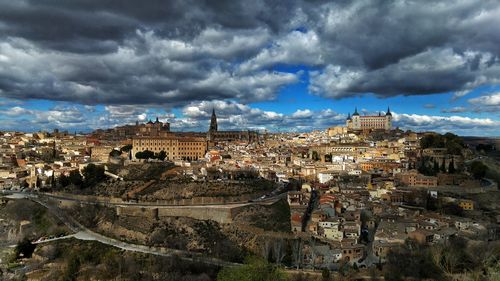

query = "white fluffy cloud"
[441,106,468,113]
[175,101,346,132]
[0,106,86,130]
[468,92,500,107]
[393,112,499,135]
[239,30,323,73]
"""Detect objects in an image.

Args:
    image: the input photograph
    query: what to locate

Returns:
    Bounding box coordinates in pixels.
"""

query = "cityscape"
[1,1,500,281]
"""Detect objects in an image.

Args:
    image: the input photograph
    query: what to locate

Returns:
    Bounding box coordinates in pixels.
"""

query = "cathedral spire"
[209,108,218,132]
[386,106,392,116]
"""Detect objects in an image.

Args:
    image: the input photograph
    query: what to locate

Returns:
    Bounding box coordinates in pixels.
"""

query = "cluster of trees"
[417,156,456,176]
[384,239,444,281]
[470,161,488,180]
[109,145,133,158]
[58,164,106,189]
[135,150,167,160]
[426,196,465,216]
[384,238,500,281]
[420,132,465,155]
[476,143,495,153]
[217,256,288,281]
[41,240,219,281]
[120,144,132,152]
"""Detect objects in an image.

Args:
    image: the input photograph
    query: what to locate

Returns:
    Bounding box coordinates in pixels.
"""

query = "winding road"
[29,193,239,267]
[0,188,286,268]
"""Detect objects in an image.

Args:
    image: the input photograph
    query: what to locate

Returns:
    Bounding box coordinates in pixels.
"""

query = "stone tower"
[352,107,360,129]
[209,108,218,132]
[385,107,392,130]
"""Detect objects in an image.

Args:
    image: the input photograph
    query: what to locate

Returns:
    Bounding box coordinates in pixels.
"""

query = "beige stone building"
[327,126,348,136]
[395,170,437,187]
[346,107,392,130]
[132,136,207,161]
[91,145,114,162]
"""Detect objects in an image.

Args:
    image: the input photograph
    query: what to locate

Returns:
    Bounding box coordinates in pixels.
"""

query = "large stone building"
[395,170,437,187]
[90,117,170,140]
[207,109,259,143]
[346,107,392,130]
[131,136,207,161]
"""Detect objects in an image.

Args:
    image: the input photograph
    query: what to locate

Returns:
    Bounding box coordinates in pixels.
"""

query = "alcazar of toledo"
[346,107,393,130]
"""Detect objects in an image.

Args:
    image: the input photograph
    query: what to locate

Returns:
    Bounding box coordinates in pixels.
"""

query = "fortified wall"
[116,205,245,224]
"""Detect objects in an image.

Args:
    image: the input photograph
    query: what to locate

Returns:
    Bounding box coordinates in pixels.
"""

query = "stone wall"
[158,207,231,223]
[45,192,253,206]
[115,205,243,224]
[116,206,158,220]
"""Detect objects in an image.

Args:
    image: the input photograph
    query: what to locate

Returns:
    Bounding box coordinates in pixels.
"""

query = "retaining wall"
[115,205,244,224]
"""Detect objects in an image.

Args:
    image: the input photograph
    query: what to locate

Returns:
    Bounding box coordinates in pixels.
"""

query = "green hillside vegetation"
[420,132,465,155]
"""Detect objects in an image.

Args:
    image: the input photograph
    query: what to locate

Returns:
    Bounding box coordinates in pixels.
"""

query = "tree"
[217,256,288,281]
[441,202,464,217]
[448,158,456,174]
[433,160,439,174]
[68,170,83,186]
[324,154,332,163]
[135,151,143,159]
[59,173,70,187]
[470,161,487,179]
[417,156,435,176]
[82,164,106,187]
[321,268,330,281]
[156,150,167,161]
[15,238,36,259]
[135,150,155,160]
[109,149,121,157]
[440,158,446,173]
[420,132,464,155]
[120,144,133,152]
[384,240,443,281]
[312,151,320,161]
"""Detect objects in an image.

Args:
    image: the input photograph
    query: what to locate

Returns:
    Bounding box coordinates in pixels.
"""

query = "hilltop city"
[1,107,499,280]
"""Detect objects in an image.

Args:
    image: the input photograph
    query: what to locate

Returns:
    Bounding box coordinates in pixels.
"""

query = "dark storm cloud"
[307,0,500,98]
[1,0,500,106]
[0,0,298,52]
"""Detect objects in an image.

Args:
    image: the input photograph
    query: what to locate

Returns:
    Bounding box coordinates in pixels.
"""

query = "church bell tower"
[209,108,218,132]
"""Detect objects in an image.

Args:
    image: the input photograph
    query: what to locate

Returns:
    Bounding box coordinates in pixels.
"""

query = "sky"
[0,0,499,136]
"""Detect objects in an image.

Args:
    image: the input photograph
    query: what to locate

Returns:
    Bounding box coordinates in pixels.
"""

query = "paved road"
[1,190,284,209]
[2,190,367,276]
[0,189,286,268]
[33,234,75,244]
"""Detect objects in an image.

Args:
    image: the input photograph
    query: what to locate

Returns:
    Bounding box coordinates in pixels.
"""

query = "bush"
[217,256,288,281]
[135,150,167,161]
[15,238,36,259]
[135,150,155,159]
[470,161,488,179]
